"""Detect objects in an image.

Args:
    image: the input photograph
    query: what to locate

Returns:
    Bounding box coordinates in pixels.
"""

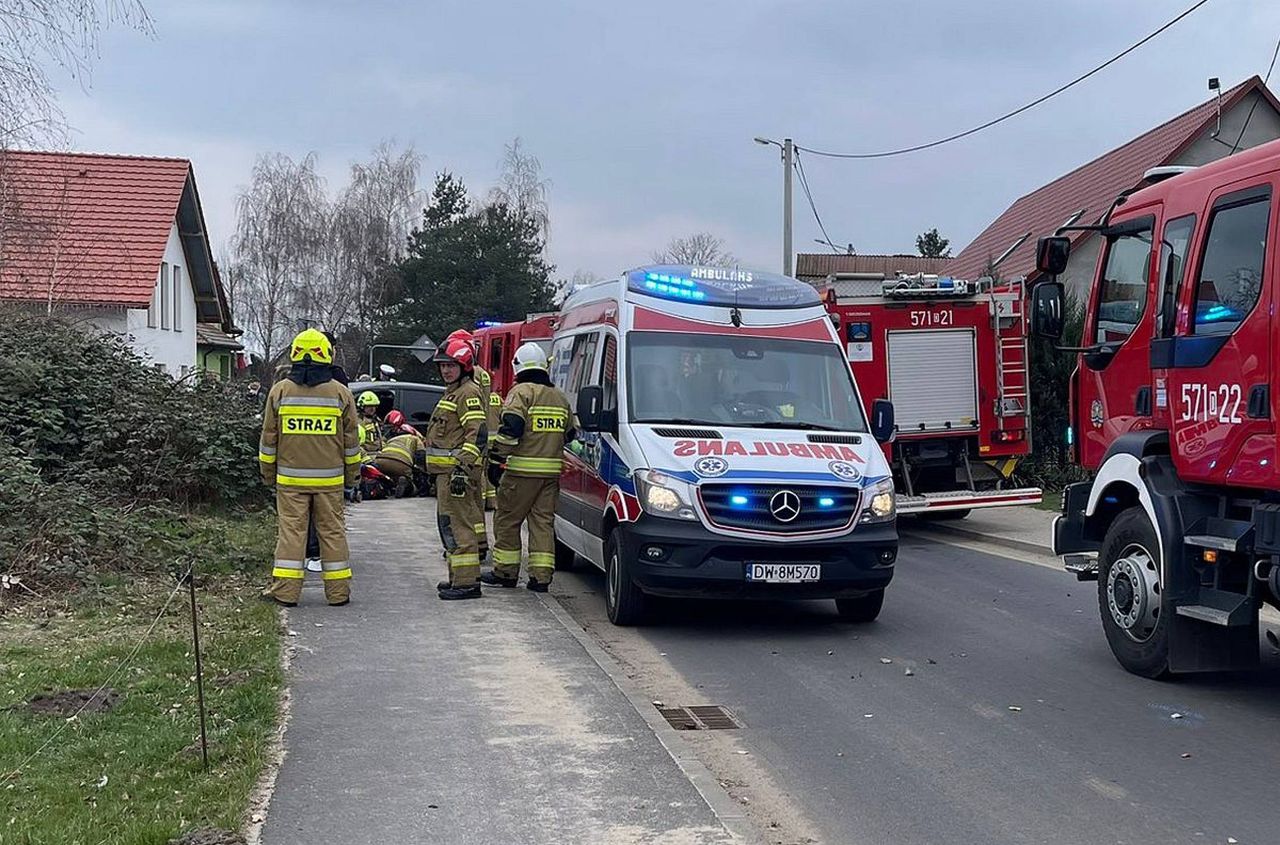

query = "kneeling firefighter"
[259,329,361,606]
[427,338,489,600]
[374,430,426,497]
[484,342,574,592]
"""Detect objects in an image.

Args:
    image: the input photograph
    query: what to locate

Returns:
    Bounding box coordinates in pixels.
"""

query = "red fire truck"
[1035,139,1280,676]
[821,273,1042,517]
[473,312,558,397]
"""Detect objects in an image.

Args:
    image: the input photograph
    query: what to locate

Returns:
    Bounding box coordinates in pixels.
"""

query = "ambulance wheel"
[554,537,578,571]
[605,529,647,626]
[920,509,970,521]
[1097,507,1170,679]
[835,590,884,623]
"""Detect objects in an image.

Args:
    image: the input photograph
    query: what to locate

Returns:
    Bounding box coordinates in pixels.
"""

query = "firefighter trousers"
[492,475,560,584]
[266,488,351,605]
[470,459,489,556]
[437,465,482,587]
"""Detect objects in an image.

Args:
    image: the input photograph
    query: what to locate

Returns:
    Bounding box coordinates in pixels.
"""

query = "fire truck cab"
[821,273,1042,517]
[1035,137,1280,676]
[474,313,557,398]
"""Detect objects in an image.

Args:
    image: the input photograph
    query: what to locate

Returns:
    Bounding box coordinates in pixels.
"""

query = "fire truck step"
[1183,517,1254,553]
[1064,554,1098,581]
[1174,588,1254,627]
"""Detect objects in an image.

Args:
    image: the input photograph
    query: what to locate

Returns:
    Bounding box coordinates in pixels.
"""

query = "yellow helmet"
[357,390,380,407]
[289,328,333,364]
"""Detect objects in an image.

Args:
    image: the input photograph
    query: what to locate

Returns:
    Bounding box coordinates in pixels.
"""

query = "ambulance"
[551,264,899,625]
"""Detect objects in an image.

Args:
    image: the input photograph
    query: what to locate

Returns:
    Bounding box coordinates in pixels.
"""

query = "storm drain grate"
[657,704,743,730]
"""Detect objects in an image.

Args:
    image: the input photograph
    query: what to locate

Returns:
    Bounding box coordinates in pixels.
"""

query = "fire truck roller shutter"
[887,329,978,433]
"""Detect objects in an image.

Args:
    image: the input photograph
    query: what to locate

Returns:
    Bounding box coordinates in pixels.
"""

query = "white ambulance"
[550,264,899,625]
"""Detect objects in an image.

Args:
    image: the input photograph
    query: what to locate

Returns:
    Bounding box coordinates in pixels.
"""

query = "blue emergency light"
[730,494,750,507]
[475,319,503,328]
[644,272,708,301]
[818,496,836,508]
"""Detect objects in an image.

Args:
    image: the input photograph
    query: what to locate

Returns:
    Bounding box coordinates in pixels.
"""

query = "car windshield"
[627,331,868,431]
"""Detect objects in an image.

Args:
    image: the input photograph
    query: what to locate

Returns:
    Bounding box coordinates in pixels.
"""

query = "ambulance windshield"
[627,332,868,432]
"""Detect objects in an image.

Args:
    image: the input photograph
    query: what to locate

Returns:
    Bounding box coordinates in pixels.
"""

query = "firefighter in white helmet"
[483,342,575,591]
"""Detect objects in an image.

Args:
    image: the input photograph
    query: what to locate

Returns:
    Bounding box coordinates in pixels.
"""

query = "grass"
[1034,490,1063,513]
[0,514,281,845]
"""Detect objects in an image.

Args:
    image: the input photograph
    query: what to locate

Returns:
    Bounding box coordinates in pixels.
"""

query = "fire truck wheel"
[554,537,578,571]
[1097,507,1170,679]
[835,590,884,623]
[605,529,647,626]
[920,509,970,522]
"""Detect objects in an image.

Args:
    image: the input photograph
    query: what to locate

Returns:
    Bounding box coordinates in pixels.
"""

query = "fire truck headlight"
[863,479,897,523]
[635,470,699,521]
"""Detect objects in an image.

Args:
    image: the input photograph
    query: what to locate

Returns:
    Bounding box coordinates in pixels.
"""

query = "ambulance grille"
[806,433,862,445]
[700,485,858,533]
[653,427,723,439]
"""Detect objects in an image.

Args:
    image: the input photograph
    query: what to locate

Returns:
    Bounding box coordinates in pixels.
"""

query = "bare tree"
[233,152,328,366]
[489,136,550,242]
[0,0,153,145]
[652,232,736,266]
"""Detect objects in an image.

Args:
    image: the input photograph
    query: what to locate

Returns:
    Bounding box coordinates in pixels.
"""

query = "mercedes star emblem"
[769,490,801,523]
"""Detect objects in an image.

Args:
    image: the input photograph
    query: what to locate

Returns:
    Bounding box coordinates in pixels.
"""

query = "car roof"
[349,381,443,393]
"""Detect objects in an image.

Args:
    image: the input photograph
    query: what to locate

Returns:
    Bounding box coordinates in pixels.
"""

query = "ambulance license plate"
[746,563,821,583]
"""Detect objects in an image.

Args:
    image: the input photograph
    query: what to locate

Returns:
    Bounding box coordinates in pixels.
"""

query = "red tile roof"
[795,253,954,283]
[0,150,192,308]
[951,77,1280,281]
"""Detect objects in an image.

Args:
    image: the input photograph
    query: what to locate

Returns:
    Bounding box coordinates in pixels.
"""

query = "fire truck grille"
[700,485,858,533]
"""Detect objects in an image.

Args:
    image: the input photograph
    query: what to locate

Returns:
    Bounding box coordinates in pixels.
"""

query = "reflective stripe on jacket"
[260,377,360,492]
[492,381,573,477]
[426,377,488,475]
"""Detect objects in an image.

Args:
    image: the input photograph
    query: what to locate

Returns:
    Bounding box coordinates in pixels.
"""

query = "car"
[347,380,444,427]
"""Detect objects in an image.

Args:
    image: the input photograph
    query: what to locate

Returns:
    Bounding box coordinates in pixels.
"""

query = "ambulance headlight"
[634,470,699,521]
[861,479,896,523]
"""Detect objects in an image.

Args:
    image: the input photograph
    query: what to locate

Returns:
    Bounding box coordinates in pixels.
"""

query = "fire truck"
[473,312,558,397]
[1034,139,1280,676]
[820,273,1042,517]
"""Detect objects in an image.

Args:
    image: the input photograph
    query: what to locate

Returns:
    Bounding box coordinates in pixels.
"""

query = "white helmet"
[513,342,549,373]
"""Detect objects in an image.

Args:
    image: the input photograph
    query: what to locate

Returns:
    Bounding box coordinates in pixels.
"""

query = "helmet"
[385,410,406,428]
[357,390,380,408]
[289,328,333,364]
[513,342,549,373]
[445,329,474,344]
[433,337,474,373]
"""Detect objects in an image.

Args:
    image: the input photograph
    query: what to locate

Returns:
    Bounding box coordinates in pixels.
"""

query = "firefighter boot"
[439,584,482,600]
[479,571,517,587]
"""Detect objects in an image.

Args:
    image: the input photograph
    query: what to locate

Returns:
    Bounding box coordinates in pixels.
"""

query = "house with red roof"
[793,253,954,286]
[951,76,1280,299]
[0,150,240,378]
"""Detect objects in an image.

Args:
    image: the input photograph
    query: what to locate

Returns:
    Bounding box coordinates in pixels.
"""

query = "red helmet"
[385,410,406,428]
[445,329,474,344]
[433,337,474,373]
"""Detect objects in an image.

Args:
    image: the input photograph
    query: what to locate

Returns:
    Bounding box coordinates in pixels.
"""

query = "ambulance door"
[1165,179,1276,485]
[1077,213,1159,469]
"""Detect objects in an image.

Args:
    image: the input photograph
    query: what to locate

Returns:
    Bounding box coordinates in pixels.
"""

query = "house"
[950,76,1280,299]
[794,253,954,286]
[0,150,240,378]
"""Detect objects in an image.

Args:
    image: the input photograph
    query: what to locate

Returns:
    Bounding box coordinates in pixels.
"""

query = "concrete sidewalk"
[260,499,735,845]
[903,505,1055,555]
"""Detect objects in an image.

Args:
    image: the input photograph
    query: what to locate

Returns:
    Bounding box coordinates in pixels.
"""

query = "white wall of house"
[122,222,197,378]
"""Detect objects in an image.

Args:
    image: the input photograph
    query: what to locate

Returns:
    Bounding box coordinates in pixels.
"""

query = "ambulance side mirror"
[871,399,895,444]
[1031,281,1065,341]
[1035,236,1070,276]
[576,385,614,432]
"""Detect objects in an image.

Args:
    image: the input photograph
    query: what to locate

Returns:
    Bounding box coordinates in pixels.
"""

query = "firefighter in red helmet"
[427,336,488,599]
[446,328,500,551]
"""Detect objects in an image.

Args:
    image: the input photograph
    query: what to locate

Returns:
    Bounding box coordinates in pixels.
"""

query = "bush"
[0,309,270,589]
[1015,295,1089,490]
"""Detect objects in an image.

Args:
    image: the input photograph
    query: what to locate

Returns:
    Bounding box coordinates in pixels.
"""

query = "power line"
[793,151,840,255]
[797,0,1214,160]
[1229,34,1280,154]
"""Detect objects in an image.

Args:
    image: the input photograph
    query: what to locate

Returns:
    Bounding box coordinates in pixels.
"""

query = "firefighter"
[427,337,488,600]
[356,390,384,455]
[484,342,574,592]
[375,430,425,497]
[259,329,361,607]
[445,328,499,552]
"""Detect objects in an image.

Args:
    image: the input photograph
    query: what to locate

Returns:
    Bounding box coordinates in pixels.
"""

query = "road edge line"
[537,593,753,843]
[909,520,1052,558]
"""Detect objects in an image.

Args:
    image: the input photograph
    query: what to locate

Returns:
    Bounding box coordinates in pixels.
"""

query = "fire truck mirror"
[1031,282,1065,341]
[1035,235,1071,276]
[871,399,896,444]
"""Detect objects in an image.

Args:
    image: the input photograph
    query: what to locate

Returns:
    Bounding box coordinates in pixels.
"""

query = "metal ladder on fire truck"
[989,276,1029,451]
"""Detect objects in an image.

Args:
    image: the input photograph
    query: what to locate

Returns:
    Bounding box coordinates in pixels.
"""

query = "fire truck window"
[601,335,618,413]
[1156,214,1196,338]
[1093,227,1152,345]
[1193,192,1271,336]
[489,338,504,373]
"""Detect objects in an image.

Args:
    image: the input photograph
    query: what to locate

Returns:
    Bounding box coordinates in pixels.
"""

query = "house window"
[148,272,159,328]
[160,263,171,330]
[173,266,182,331]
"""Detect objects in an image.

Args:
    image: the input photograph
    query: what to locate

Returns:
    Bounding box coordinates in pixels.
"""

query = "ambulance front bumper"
[617,516,897,599]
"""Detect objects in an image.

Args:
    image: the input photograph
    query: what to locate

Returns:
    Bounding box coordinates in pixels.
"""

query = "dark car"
[348,380,444,427]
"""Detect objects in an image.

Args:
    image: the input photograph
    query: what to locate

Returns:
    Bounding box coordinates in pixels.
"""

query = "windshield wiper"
[737,421,844,432]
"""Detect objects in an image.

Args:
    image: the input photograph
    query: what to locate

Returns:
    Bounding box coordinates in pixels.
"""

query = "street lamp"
[754,136,794,276]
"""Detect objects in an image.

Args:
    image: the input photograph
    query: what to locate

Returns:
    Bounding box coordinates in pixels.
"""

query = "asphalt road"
[554,533,1280,845]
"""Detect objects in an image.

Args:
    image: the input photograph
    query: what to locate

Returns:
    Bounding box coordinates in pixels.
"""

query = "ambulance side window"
[600,335,618,414]
[550,336,575,391]
[1192,187,1271,336]
[563,332,599,407]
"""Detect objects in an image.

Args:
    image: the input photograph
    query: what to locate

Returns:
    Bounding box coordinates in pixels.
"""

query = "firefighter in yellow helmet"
[427,337,488,600]
[259,329,361,606]
[484,342,574,592]
[356,390,385,456]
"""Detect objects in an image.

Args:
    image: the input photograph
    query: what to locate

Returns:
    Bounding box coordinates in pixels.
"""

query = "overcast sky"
[52,0,1280,279]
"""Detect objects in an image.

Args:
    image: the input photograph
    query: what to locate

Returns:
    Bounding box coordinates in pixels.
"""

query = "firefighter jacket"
[378,432,425,469]
[259,377,361,492]
[474,365,503,442]
[358,418,386,454]
[426,376,488,474]
[491,381,573,477]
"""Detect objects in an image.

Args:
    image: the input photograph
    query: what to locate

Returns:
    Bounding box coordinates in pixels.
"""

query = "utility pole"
[754,136,795,276]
